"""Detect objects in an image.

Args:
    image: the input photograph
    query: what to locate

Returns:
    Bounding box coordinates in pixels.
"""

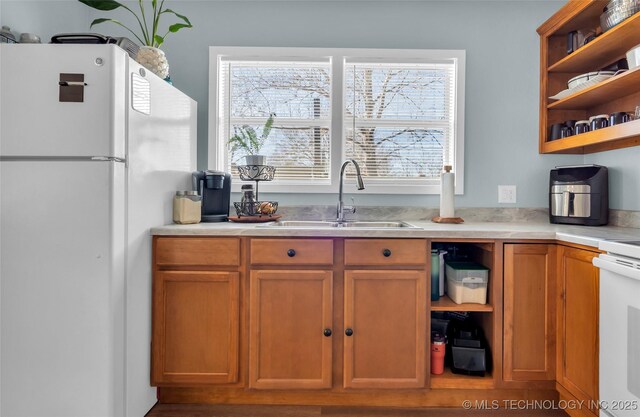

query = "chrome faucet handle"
[342,198,356,214]
[342,205,356,214]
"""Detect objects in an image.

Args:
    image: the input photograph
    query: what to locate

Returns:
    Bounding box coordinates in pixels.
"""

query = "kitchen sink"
[261,220,421,229]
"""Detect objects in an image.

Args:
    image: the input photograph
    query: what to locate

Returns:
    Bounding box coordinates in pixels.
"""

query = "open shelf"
[539,0,607,36]
[548,66,640,110]
[430,367,494,389]
[539,1,640,154]
[429,241,497,389]
[542,118,640,154]
[549,12,640,73]
[431,295,493,312]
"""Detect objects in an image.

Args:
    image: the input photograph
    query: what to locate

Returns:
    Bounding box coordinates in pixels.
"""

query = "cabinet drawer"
[344,239,427,266]
[155,237,240,267]
[250,239,333,265]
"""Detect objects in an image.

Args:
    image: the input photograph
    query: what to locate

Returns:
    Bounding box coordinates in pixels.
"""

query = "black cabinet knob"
[345,328,354,336]
[382,249,392,257]
[323,328,332,337]
[287,249,296,257]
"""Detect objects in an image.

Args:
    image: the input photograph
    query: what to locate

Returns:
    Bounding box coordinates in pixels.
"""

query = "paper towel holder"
[432,165,464,224]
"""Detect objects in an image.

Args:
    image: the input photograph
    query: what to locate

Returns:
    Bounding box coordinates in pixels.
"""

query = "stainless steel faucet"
[337,159,365,223]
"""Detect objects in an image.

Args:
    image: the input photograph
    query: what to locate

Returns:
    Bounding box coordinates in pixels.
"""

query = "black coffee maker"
[192,171,231,222]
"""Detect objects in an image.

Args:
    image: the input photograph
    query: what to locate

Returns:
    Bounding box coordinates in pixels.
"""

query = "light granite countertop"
[151,220,640,249]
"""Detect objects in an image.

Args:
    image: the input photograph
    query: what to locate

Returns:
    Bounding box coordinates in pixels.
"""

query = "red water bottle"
[431,334,446,375]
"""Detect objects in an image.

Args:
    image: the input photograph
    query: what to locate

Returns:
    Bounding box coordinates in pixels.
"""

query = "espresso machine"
[192,171,231,222]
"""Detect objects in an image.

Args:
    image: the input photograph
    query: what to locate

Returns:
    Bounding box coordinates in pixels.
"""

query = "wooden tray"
[228,214,281,223]
[431,216,464,224]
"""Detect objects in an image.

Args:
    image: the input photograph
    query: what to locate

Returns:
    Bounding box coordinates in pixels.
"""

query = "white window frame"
[209,46,465,195]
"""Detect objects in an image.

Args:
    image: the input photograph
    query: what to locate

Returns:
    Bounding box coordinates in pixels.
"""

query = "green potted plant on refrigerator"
[78,0,192,80]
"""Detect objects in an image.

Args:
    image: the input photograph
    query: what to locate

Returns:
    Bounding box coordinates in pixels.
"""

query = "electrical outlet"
[498,185,517,204]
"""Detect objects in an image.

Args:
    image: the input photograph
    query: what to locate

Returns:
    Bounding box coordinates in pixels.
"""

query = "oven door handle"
[594,257,640,282]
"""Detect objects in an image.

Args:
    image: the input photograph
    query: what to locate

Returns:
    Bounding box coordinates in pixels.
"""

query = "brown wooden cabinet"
[538,0,640,154]
[343,239,427,266]
[503,244,556,383]
[343,270,426,389]
[150,236,599,408]
[151,270,240,385]
[556,245,599,416]
[247,239,427,390]
[155,237,240,267]
[248,270,333,389]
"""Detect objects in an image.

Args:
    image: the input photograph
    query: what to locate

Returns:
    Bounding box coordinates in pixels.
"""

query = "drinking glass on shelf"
[635,106,640,121]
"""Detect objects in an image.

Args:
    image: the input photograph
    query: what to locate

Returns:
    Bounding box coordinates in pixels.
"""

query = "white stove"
[594,240,640,417]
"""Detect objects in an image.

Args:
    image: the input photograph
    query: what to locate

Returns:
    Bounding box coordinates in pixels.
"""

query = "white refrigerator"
[0,44,197,417]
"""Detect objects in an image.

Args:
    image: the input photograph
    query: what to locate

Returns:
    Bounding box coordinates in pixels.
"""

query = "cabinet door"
[503,244,556,382]
[557,246,599,405]
[152,271,239,385]
[343,270,426,389]
[249,270,333,389]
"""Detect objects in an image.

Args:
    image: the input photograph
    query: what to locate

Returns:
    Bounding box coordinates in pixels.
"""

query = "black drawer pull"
[382,249,392,257]
[345,328,353,336]
[323,328,332,337]
[287,249,296,257]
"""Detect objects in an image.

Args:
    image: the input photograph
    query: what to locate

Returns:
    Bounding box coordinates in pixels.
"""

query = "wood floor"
[146,404,569,417]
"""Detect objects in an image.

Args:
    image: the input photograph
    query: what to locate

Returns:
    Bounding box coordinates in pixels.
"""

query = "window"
[344,61,455,184]
[209,47,465,194]
[217,58,332,183]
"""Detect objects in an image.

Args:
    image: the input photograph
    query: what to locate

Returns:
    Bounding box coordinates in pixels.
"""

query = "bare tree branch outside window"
[344,64,453,180]
[222,60,454,183]
[225,63,331,180]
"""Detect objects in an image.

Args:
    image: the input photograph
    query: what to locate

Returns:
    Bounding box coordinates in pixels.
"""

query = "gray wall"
[585,148,640,211]
[5,0,609,209]
[0,0,90,39]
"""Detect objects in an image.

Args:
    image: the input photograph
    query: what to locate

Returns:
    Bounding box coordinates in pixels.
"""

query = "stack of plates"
[549,71,620,100]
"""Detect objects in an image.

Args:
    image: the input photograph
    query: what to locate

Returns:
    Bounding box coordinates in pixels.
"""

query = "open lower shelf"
[547,66,640,110]
[430,367,494,389]
[548,10,640,73]
[542,118,640,154]
[431,295,493,312]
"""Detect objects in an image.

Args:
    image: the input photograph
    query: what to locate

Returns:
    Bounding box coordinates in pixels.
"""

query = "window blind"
[344,61,457,183]
[218,58,332,182]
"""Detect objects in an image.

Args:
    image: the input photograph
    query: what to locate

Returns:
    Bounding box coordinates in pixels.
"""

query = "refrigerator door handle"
[58,81,88,87]
[0,156,125,163]
[91,156,126,163]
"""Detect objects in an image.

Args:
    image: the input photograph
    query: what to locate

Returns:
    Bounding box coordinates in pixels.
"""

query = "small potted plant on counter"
[228,113,276,166]
[78,0,192,80]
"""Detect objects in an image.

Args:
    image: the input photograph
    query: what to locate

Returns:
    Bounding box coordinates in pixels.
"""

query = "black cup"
[549,123,565,140]
[564,120,577,129]
[575,121,590,135]
[560,125,574,138]
[609,112,631,126]
[590,116,608,131]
